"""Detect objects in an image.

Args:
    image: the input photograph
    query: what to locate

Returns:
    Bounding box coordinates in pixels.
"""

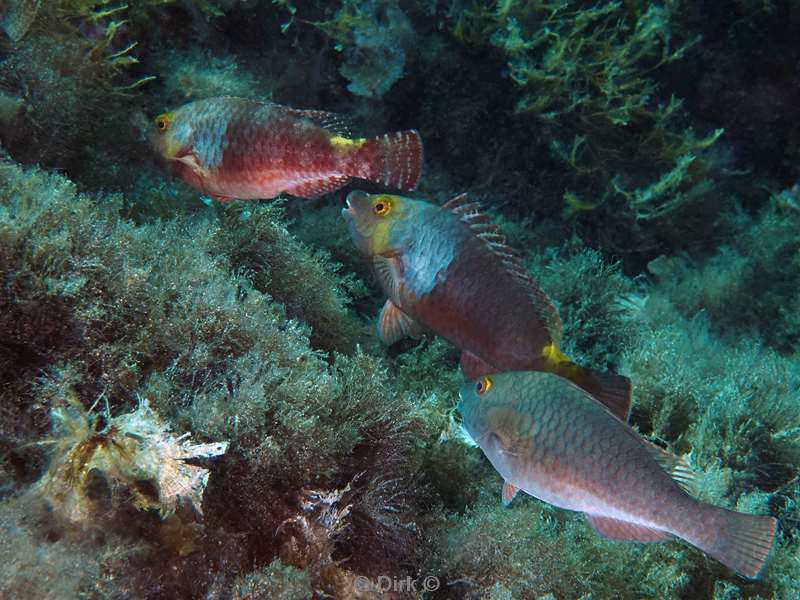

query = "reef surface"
[0,1,798,599]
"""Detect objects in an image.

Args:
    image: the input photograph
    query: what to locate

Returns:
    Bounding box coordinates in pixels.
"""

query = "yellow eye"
[476,376,493,395]
[154,113,171,133]
[373,197,392,216]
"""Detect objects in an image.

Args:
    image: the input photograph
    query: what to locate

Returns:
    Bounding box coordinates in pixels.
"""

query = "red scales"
[152,97,422,202]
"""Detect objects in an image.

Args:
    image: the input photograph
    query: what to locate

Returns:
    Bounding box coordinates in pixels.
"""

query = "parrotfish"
[341,191,631,420]
[457,371,778,578]
[151,97,422,201]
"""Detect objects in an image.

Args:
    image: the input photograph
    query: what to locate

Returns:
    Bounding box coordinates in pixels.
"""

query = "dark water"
[0,1,797,598]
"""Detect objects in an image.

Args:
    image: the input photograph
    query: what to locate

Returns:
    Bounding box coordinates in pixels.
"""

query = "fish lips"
[342,190,371,215]
[455,390,485,448]
[455,388,471,427]
[341,191,374,254]
[456,384,481,427]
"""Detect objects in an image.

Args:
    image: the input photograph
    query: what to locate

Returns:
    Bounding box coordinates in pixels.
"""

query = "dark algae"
[0,1,798,599]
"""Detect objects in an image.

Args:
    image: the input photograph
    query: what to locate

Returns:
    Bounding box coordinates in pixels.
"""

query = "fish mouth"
[344,191,360,212]
[341,201,353,220]
[342,191,360,220]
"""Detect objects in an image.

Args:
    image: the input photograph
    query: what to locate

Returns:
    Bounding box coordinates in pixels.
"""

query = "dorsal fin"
[278,106,353,137]
[442,192,470,210]
[642,440,697,496]
[441,193,563,343]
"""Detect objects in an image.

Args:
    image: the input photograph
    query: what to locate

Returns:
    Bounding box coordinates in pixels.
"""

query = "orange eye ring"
[155,114,171,132]
[373,197,391,216]
[475,376,493,395]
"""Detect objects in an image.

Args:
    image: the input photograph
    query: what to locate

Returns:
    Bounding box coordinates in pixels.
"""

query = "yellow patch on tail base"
[330,135,366,151]
[542,342,581,379]
[542,342,570,367]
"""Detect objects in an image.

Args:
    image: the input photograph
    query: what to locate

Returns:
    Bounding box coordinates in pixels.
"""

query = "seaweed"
[210,202,365,354]
[1,1,799,597]
[429,491,689,600]
[647,188,800,353]
[0,156,431,595]
[445,1,730,264]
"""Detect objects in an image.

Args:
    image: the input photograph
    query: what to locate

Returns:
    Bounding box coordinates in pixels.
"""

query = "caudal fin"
[348,130,423,191]
[691,507,777,579]
[576,368,632,422]
[554,363,631,423]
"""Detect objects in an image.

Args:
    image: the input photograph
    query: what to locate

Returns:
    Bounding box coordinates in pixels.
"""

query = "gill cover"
[342,191,404,256]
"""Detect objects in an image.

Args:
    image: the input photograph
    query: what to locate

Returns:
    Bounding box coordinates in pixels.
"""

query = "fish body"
[341,191,630,419]
[151,97,422,201]
[458,371,777,578]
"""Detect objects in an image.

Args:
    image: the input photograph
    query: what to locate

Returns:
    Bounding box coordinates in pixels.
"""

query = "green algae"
[0,1,798,598]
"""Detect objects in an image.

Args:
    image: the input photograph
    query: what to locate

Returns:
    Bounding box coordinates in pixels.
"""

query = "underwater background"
[0,1,799,598]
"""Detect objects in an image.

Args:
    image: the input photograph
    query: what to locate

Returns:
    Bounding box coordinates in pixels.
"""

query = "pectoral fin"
[488,431,523,458]
[585,514,671,542]
[378,300,422,345]
[373,255,402,299]
[174,151,208,178]
[502,481,520,507]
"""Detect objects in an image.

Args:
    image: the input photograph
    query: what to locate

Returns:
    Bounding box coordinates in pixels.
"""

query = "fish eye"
[154,114,171,133]
[476,376,493,395]
[373,197,392,216]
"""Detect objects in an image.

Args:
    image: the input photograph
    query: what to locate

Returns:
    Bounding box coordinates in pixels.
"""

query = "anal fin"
[378,300,422,345]
[284,175,350,199]
[502,482,519,507]
[460,351,497,380]
[585,514,671,542]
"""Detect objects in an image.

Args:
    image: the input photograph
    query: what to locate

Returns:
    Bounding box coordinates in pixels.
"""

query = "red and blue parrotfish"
[150,97,423,201]
[341,191,631,420]
[458,371,778,578]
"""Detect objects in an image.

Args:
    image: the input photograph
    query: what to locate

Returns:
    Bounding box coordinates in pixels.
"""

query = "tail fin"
[574,368,632,423]
[540,344,631,422]
[691,507,777,579]
[550,361,632,423]
[347,130,423,191]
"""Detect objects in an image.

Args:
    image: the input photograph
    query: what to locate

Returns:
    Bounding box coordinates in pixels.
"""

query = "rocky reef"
[0,1,798,599]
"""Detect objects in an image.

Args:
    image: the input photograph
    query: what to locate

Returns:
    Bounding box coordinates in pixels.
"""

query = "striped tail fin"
[348,130,423,191]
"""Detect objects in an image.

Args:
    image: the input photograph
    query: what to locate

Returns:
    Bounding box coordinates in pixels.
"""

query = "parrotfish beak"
[342,191,377,255]
[455,389,483,447]
[457,383,482,423]
[342,190,371,216]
